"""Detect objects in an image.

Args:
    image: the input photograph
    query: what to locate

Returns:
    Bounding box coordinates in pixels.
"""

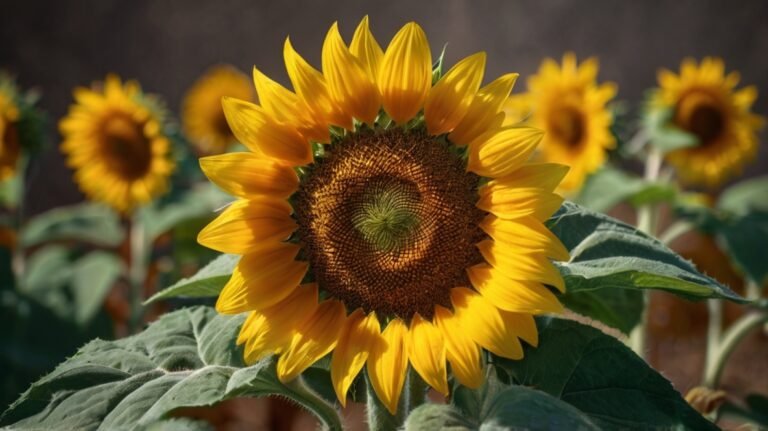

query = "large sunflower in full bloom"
[60,75,175,213]
[198,18,569,414]
[505,53,616,194]
[0,77,22,181]
[182,65,254,155]
[653,57,764,187]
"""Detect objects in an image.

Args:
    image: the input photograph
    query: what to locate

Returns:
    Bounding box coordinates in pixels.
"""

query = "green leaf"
[549,202,742,302]
[714,211,768,285]
[140,183,230,242]
[144,254,238,304]
[19,247,122,325]
[645,107,699,153]
[495,317,717,430]
[576,167,675,213]
[431,44,448,84]
[71,252,123,325]
[1,306,342,431]
[19,246,74,318]
[0,173,22,208]
[559,288,643,334]
[407,386,599,430]
[717,175,768,215]
[20,203,124,248]
[675,177,768,284]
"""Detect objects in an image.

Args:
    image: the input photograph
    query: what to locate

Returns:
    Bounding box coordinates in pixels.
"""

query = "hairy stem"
[365,372,405,431]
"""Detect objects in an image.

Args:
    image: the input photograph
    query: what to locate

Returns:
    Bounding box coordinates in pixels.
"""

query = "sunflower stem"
[365,372,405,431]
[127,213,147,334]
[629,147,663,359]
[406,366,428,414]
[703,310,768,388]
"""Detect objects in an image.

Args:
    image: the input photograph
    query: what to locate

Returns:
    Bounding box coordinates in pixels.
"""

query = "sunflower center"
[352,182,421,253]
[549,106,584,147]
[100,113,152,180]
[675,93,725,146]
[294,128,485,320]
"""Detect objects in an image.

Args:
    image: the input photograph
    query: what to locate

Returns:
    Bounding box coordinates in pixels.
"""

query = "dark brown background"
[1,0,767,214]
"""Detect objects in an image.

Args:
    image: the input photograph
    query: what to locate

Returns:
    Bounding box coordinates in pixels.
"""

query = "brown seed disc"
[99,112,153,180]
[294,128,485,320]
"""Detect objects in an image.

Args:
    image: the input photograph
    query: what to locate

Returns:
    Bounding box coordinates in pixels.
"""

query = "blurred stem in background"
[704,307,768,388]
[10,157,28,280]
[629,146,663,357]
[127,214,147,334]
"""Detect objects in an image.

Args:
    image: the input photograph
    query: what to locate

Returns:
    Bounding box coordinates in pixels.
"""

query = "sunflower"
[653,57,764,187]
[182,65,254,155]
[60,75,175,213]
[198,18,568,414]
[505,53,616,193]
[0,79,21,181]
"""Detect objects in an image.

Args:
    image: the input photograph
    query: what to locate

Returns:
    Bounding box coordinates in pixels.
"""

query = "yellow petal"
[197,199,297,254]
[215,243,307,313]
[449,73,518,145]
[499,311,538,347]
[477,186,564,222]
[331,309,381,406]
[350,16,384,85]
[467,264,563,314]
[406,314,448,395]
[368,318,408,415]
[278,300,347,382]
[476,240,565,292]
[480,215,569,261]
[377,22,432,124]
[490,163,570,192]
[200,153,299,198]
[451,287,523,360]
[221,97,312,165]
[238,284,319,363]
[322,22,381,125]
[424,52,486,135]
[432,305,484,388]
[467,126,543,178]
[252,67,330,143]
[284,38,352,130]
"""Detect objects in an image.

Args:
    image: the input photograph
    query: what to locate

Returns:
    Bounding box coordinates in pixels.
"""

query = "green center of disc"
[352,184,421,253]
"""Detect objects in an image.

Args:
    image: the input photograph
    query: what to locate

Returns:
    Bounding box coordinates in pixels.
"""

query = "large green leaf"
[406,386,600,430]
[549,202,742,302]
[1,307,341,431]
[495,317,717,430]
[144,254,238,304]
[576,167,675,213]
[19,203,124,247]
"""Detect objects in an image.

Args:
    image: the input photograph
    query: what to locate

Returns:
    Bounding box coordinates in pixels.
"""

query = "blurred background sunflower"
[0,78,22,181]
[505,53,616,193]
[181,65,254,155]
[60,75,175,213]
[653,57,765,187]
